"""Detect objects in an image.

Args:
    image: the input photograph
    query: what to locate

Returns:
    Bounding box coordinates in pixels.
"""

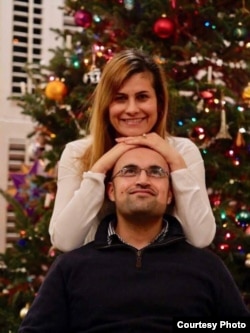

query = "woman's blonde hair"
[82,48,169,170]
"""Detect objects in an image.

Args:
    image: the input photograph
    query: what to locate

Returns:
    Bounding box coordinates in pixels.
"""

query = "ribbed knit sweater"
[19,215,250,332]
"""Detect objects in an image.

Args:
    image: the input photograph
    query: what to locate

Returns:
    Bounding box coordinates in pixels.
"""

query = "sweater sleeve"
[49,139,105,252]
[18,258,69,333]
[170,137,216,247]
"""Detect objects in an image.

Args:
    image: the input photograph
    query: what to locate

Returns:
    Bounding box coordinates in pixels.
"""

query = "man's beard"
[117,199,166,223]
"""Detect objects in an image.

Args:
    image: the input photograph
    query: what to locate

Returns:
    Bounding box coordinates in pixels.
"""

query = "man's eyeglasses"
[111,165,169,180]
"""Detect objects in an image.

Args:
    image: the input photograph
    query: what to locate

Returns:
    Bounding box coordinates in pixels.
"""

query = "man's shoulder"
[183,243,226,267]
[59,241,95,259]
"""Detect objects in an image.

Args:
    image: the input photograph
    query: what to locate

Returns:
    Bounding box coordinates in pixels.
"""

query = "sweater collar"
[94,214,185,247]
[107,218,169,246]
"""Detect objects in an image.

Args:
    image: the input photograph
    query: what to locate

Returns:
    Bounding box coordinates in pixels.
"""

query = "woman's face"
[109,72,158,137]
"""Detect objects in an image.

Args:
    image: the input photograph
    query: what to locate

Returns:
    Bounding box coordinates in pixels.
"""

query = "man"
[18,147,250,332]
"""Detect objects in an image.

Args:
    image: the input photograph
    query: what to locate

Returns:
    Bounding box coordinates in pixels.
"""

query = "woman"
[49,49,216,252]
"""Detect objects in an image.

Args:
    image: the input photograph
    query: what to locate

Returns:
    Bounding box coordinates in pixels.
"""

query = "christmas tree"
[1,0,250,330]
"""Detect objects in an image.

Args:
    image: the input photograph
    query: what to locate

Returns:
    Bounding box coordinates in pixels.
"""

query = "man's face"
[107,148,172,220]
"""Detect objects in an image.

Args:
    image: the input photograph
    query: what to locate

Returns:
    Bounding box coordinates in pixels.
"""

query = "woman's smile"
[120,117,147,125]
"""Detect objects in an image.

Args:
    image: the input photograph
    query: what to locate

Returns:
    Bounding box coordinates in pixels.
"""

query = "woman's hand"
[90,142,138,174]
[116,132,187,172]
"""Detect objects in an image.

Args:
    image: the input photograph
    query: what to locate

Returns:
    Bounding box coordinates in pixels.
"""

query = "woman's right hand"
[90,142,138,174]
[116,133,187,172]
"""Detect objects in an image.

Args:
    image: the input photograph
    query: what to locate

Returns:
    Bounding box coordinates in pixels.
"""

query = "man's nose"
[135,169,150,183]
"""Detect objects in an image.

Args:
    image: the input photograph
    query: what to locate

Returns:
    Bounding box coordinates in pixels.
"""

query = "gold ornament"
[235,130,246,147]
[45,80,67,102]
[242,82,250,100]
[245,253,250,268]
[20,303,30,319]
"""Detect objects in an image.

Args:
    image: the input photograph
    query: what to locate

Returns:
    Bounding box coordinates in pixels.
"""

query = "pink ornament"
[153,17,175,39]
[74,9,92,28]
[245,226,250,236]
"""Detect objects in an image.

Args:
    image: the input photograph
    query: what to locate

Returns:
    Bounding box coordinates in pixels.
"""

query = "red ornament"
[200,90,214,99]
[218,243,230,251]
[189,126,206,142]
[153,16,175,39]
[74,9,92,28]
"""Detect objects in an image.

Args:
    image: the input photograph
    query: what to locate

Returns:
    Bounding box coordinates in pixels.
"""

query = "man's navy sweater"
[18,215,250,332]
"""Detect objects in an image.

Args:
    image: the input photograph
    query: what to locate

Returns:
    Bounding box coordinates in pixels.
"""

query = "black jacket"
[18,215,250,333]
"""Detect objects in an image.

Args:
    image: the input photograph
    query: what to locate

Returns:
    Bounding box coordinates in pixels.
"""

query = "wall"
[0,0,64,252]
